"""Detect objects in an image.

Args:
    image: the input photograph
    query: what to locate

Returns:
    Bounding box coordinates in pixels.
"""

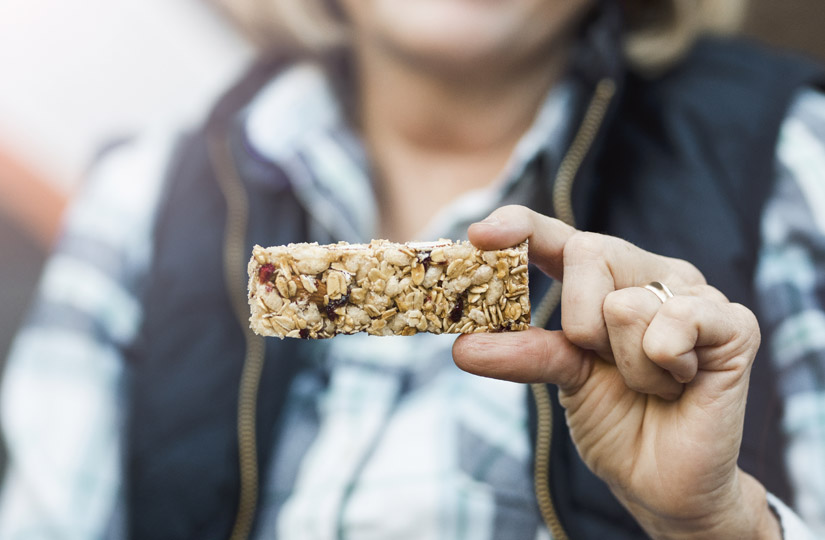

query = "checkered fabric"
[0,69,822,540]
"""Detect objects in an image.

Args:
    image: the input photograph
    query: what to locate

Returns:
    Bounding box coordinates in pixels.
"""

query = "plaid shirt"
[245,65,575,540]
[1,65,823,539]
[756,88,825,536]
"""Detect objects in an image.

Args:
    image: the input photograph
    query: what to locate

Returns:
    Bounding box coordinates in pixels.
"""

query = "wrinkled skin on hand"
[453,205,780,540]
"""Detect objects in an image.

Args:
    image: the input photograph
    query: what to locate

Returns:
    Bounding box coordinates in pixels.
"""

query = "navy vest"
[125,39,824,539]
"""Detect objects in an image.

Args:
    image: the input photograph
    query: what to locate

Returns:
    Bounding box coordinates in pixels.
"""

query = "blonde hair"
[623,0,749,71]
[217,0,749,72]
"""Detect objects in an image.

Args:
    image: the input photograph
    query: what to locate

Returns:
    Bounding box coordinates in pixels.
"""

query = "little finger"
[643,297,760,378]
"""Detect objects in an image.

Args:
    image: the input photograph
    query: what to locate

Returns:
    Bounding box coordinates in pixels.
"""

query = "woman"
[1,0,823,538]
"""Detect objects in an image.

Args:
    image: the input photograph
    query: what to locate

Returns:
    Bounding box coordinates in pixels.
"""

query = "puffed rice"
[248,239,530,339]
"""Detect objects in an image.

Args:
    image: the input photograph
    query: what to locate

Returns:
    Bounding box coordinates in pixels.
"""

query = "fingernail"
[673,372,692,384]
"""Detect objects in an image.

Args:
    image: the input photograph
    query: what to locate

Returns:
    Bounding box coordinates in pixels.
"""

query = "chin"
[385,29,515,69]
[369,0,529,60]
[347,0,588,73]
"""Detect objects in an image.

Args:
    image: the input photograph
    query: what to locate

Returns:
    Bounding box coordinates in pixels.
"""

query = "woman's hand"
[453,206,781,539]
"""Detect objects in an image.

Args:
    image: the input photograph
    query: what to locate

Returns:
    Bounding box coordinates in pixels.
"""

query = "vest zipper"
[530,78,616,540]
[209,76,615,540]
[208,132,267,540]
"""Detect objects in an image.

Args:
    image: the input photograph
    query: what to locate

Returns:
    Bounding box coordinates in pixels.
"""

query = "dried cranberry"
[325,293,350,321]
[449,295,464,323]
[258,263,276,283]
[299,328,310,339]
[421,255,431,271]
[330,293,350,310]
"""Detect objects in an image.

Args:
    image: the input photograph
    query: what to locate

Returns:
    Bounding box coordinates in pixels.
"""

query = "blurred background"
[0,0,823,464]
[0,0,252,365]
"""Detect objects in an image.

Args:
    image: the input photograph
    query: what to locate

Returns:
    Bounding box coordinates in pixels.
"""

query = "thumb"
[452,327,594,393]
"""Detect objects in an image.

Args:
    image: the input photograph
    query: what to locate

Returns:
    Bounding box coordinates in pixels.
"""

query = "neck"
[355,42,569,156]
[351,39,570,241]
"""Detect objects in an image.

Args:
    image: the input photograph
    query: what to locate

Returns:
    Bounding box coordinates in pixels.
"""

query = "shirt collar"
[243,61,579,243]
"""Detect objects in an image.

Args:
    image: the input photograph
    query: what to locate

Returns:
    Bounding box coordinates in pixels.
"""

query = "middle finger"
[603,286,684,400]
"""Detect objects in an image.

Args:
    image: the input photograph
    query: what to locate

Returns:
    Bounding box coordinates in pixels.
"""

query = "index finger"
[467,205,576,280]
[468,205,683,293]
[468,206,704,358]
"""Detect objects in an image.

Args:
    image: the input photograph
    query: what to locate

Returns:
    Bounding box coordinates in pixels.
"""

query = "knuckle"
[603,289,646,326]
[644,332,673,363]
[660,296,696,323]
[690,284,728,302]
[564,231,605,262]
[730,302,762,350]
[562,317,605,349]
[730,302,758,326]
[668,258,706,285]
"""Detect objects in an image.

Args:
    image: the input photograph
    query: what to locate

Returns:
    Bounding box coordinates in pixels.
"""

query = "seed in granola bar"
[450,244,473,261]
[279,261,292,280]
[384,248,414,267]
[275,275,290,298]
[471,265,494,286]
[496,259,509,279]
[370,278,387,294]
[512,264,528,275]
[468,308,486,325]
[485,280,504,305]
[446,258,465,279]
[421,266,443,288]
[346,305,371,326]
[481,251,498,266]
[385,276,401,297]
[371,318,387,331]
[299,274,317,293]
[293,245,331,274]
[411,264,425,286]
[348,287,366,304]
[368,267,383,283]
[504,301,523,321]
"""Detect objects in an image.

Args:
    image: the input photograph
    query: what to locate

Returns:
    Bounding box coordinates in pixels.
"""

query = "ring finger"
[603,286,685,400]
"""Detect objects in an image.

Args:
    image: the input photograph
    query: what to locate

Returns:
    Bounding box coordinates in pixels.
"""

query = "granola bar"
[247,239,530,339]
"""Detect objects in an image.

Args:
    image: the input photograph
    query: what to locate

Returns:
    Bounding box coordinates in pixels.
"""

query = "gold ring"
[644,281,675,304]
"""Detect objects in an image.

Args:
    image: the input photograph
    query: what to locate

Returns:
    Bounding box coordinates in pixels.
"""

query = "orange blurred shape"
[0,145,67,249]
